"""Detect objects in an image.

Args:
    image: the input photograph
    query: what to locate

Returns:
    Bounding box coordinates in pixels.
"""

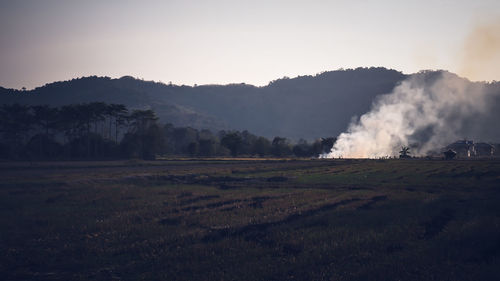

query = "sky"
[1,0,499,89]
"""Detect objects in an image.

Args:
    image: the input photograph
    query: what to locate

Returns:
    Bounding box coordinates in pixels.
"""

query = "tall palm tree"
[399,146,411,158]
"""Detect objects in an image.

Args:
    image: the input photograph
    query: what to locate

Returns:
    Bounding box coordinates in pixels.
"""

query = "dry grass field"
[1,158,500,280]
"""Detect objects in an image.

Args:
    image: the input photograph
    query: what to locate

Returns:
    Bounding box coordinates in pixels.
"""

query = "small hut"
[446,140,475,158]
[443,149,457,160]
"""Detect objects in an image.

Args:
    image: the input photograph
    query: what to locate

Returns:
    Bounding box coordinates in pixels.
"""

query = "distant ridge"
[5,67,495,140]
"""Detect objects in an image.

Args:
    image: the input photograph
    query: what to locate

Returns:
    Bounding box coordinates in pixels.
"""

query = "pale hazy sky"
[1,0,499,89]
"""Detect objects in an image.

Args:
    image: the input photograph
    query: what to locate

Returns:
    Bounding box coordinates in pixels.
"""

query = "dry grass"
[1,159,500,280]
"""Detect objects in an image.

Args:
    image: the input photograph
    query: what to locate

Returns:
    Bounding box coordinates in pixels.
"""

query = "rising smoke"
[460,19,500,82]
[323,71,499,158]
[324,19,500,159]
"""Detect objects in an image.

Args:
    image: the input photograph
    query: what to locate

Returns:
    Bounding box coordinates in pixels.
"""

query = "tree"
[128,109,158,133]
[221,132,243,157]
[199,139,216,156]
[252,136,271,156]
[399,146,411,158]
[31,105,59,137]
[198,129,217,157]
[30,105,60,159]
[127,109,161,159]
[271,137,292,157]
[25,134,63,159]
[105,104,128,142]
[321,137,336,154]
[171,127,198,154]
[187,141,199,156]
[240,130,257,155]
[88,102,107,135]
[142,123,165,159]
[293,139,313,157]
[0,104,34,159]
[0,101,288,160]
[59,104,82,143]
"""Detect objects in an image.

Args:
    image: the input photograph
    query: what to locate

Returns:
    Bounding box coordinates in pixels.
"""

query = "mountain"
[2,67,408,140]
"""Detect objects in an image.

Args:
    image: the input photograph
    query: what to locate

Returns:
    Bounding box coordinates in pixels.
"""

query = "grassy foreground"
[1,159,500,280]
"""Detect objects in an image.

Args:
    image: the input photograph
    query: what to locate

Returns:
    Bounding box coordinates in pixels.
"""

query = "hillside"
[0,67,408,140]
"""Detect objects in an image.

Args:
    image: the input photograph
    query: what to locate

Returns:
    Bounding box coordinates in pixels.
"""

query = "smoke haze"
[324,71,500,158]
[325,18,500,159]
[460,19,500,82]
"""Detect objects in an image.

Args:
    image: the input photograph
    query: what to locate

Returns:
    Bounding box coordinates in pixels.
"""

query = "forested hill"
[0,67,406,140]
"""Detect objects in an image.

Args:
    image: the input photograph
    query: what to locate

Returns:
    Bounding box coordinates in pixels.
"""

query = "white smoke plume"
[324,18,500,159]
[459,18,500,82]
[324,71,494,158]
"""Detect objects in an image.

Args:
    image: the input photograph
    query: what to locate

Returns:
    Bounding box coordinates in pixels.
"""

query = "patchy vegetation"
[0,103,336,160]
[1,159,500,280]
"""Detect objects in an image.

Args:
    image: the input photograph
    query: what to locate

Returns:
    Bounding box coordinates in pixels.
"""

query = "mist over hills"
[1,67,499,141]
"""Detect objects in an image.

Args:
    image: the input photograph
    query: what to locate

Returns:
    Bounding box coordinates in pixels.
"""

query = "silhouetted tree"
[127,109,161,159]
[0,101,306,160]
[32,105,59,137]
[293,139,313,157]
[142,123,165,159]
[221,132,243,157]
[187,142,199,156]
[29,105,60,158]
[252,136,271,156]
[89,102,107,134]
[25,134,63,159]
[0,104,33,159]
[240,130,257,155]
[105,104,128,142]
[271,137,292,157]
[399,146,411,158]
[321,137,336,154]
[171,127,198,154]
[59,104,83,143]
[312,139,324,156]
[198,129,217,156]
[199,139,217,156]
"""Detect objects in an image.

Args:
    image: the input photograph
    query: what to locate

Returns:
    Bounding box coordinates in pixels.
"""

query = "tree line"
[0,103,335,160]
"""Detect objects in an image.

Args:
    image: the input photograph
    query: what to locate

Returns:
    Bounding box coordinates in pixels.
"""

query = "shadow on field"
[121,174,289,190]
[201,197,379,245]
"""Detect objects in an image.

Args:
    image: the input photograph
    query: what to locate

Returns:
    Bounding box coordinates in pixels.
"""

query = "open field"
[1,159,500,280]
